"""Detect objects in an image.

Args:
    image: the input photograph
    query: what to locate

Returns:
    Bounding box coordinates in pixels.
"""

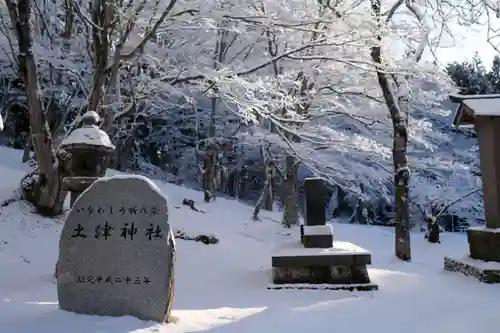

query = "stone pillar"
[475,116,500,229]
[302,178,333,248]
[467,116,500,262]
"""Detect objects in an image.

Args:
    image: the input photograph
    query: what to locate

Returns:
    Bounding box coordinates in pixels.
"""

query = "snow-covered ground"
[0,146,499,333]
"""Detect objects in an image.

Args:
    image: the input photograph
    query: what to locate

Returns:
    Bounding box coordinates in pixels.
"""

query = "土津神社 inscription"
[70,221,165,240]
[57,175,175,323]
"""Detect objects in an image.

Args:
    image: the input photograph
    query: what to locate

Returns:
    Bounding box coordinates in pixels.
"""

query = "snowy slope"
[0,146,499,333]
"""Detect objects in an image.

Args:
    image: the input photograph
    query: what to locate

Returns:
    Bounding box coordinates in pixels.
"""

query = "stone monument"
[445,94,500,283]
[269,177,378,290]
[57,175,176,322]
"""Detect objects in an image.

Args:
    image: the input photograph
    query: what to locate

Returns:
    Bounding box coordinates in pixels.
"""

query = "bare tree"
[369,0,412,260]
[2,0,186,215]
[368,0,447,260]
[253,144,274,220]
[6,0,68,215]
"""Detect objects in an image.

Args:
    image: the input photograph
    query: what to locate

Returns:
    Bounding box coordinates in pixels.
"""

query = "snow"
[59,126,115,150]
[303,225,333,236]
[266,283,375,290]
[463,98,500,117]
[468,226,500,233]
[79,174,169,206]
[273,240,370,257]
[1,145,500,333]
[450,255,500,271]
[449,93,500,101]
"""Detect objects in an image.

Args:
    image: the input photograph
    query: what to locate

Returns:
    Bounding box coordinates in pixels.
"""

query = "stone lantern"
[59,111,115,206]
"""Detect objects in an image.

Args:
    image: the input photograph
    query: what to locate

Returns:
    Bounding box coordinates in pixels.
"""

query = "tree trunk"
[426,203,441,243]
[62,0,74,39]
[427,220,440,243]
[253,160,273,220]
[88,0,110,118]
[112,135,135,171]
[392,125,411,260]
[203,143,217,202]
[233,168,240,199]
[22,131,32,162]
[28,152,69,216]
[370,0,411,261]
[263,178,273,211]
[282,156,299,228]
[7,0,65,216]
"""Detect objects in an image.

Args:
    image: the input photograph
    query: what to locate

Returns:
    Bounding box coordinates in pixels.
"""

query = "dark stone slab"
[273,266,329,284]
[57,175,176,323]
[272,251,371,267]
[303,234,333,248]
[272,265,372,284]
[467,227,500,262]
[350,265,371,283]
[444,256,500,283]
[303,178,328,226]
[267,283,378,291]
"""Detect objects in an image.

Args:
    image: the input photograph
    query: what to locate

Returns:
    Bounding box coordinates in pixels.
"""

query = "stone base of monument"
[269,240,378,291]
[444,255,500,283]
[266,282,378,291]
[444,226,500,284]
[301,225,334,248]
[467,226,500,262]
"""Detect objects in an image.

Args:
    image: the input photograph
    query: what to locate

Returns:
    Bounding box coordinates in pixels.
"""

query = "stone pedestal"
[444,256,500,283]
[270,240,378,291]
[444,227,500,283]
[270,178,377,291]
[272,265,370,284]
[302,225,333,248]
[468,227,500,262]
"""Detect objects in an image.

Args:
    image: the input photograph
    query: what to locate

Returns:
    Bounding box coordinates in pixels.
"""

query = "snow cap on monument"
[57,175,175,323]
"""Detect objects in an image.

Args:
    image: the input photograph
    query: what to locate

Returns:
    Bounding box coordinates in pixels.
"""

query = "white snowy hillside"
[252,80,482,230]
[1,146,499,333]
